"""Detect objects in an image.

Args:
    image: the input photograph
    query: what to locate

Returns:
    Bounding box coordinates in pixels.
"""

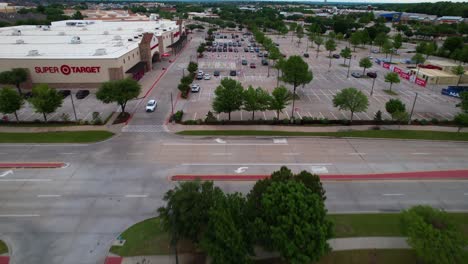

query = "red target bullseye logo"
[60,65,71,75]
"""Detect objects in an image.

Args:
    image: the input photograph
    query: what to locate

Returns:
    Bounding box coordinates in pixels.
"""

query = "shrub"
[205,111,217,123]
[181,76,193,84]
[374,110,382,123]
[320,118,329,124]
[178,83,190,94]
[183,120,198,125]
[282,118,290,124]
[430,118,439,125]
[171,110,184,123]
[92,112,102,125]
[419,119,429,125]
[60,113,70,122]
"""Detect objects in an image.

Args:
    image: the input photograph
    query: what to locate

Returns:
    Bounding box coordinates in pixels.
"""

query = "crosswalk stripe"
[122,125,168,133]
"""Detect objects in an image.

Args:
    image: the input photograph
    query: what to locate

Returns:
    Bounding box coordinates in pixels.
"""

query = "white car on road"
[145,99,157,112]
[191,84,201,93]
[203,73,211,80]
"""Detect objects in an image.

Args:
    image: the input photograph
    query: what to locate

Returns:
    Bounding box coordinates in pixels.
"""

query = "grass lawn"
[256,249,418,264]
[0,240,8,254]
[108,213,468,257]
[0,131,114,143]
[109,217,195,257]
[330,213,468,238]
[177,130,468,141]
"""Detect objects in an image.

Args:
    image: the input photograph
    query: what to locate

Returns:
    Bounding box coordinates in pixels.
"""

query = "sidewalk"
[168,123,463,133]
[110,237,409,264]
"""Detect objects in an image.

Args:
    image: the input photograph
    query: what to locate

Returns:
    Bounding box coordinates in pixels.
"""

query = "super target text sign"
[35,65,101,75]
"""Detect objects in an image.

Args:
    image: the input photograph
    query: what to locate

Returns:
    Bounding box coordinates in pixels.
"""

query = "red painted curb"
[0,256,9,264]
[104,256,122,264]
[143,68,167,99]
[171,170,468,181]
[0,162,65,169]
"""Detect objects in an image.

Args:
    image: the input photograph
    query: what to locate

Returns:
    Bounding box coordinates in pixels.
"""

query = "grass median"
[0,131,114,143]
[0,240,7,255]
[109,213,468,257]
[177,130,468,141]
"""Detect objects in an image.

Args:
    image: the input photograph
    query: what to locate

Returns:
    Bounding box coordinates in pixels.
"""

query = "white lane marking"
[182,163,332,166]
[283,153,301,156]
[0,170,13,177]
[211,153,232,156]
[311,166,328,173]
[214,138,226,144]
[128,152,144,155]
[464,193,468,196]
[382,193,405,196]
[0,179,52,182]
[348,153,366,155]
[411,153,431,155]
[234,167,249,173]
[0,214,40,217]
[273,138,287,144]
[125,194,148,198]
[37,195,61,198]
[163,143,287,146]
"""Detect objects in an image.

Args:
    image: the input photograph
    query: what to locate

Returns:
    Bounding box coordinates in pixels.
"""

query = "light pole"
[346,55,352,78]
[70,92,77,122]
[170,92,174,116]
[408,92,418,125]
[182,68,185,77]
[370,75,377,96]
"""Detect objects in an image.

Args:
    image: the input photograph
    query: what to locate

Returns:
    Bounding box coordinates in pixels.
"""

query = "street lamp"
[370,75,377,96]
[408,92,418,125]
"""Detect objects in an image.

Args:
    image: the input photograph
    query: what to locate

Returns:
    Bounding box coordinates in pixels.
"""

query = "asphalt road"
[0,31,467,264]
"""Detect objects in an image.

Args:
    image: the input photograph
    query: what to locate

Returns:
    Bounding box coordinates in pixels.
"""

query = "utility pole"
[70,92,77,122]
[170,92,174,116]
[408,92,418,125]
[346,55,352,78]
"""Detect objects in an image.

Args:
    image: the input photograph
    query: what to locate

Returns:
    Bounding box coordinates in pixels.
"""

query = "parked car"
[250,63,256,68]
[196,73,203,80]
[145,99,157,112]
[244,47,249,52]
[58,90,71,98]
[250,48,254,53]
[242,59,248,65]
[303,53,309,58]
[230,70,237,76]
[191,84,201,93]
[367,72,377,78]
[223,48,227,52]
[351,72,362,78]
[254,48,260,53]
[228,48,233,52]
[332,54,340,59]
[76,90,89,99]
[214,70,220,76]
[258,52,263,57]
[204,73,211,80]
[275,43,280,46]
[263,52,269,58]
[262,59,268,66]
[371,49,379,54]
[234,48,238,53]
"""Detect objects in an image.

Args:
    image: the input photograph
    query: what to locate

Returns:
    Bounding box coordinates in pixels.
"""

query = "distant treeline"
[377,2,468,17]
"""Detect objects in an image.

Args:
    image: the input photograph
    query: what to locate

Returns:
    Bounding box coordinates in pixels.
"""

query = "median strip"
[0,162,66,168]
[171,170,468,181]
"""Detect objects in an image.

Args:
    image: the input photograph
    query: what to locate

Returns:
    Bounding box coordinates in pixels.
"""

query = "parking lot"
[2,90,140,123]
[179,31,461,122]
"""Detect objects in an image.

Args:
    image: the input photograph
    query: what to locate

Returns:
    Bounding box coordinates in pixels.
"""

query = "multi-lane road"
[0,32,467,264]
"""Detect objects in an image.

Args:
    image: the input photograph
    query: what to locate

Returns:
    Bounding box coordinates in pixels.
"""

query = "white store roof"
[0,19,179,59]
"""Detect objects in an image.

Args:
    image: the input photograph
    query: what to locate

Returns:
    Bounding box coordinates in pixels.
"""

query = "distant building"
[187,12,219,20]
[436,16,464,24]
[379,12,402,22]
[64,9,150,21]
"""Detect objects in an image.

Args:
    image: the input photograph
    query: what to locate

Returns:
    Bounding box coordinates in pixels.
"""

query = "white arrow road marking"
[125,194,148,198]
[273,138,288,144]
[0,170,13,177]
[215,138,226,144]
[234,167,249,174]
[310,166,328,174]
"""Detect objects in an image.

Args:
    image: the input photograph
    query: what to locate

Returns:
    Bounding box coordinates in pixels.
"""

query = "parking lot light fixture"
[370,76,377,96]
[408,92,418,125]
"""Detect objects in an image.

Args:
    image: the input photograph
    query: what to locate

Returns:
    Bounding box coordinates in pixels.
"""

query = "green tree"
[384,72,400,92]
[332,87,369,123]
[0,68,28,95]
[393,33,403,52]
[457,92,468,113]
[374,32,388,52]
[0,87,23,122]
[212,78,244,120]
[254,181,333,263]
[243,86,271,120]
[385,98,406,120]
[197,43,206,56]
[359,57,372,75]
[325,39,337,69]
[281,56,313,119]
[269,86,293,119]
[349,32,361,52]
[382,40,393,58]
[454,113,468,132]
[294,170,326,201]
[96,78,141,113]
[200,192,252,264]
[340,47,352,66]
[452,65,466,88]
[158,181,218,245]
[296,25,304,46]
[289,22,297,42]
[401,205,467,264]
[314,36,324,58]
[187,61,198,75]
[71,10,84,20]
[412,53,426,77]
[29,84,63,122]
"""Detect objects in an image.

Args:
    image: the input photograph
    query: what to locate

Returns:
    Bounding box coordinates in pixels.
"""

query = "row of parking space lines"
[184,108,450,122]
[202,53,264,60]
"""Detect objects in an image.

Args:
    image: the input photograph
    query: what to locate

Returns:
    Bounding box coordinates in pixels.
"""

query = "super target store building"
[0,17,186,89]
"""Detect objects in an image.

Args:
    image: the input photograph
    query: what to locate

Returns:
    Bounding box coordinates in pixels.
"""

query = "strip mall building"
[0,17,186,89]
